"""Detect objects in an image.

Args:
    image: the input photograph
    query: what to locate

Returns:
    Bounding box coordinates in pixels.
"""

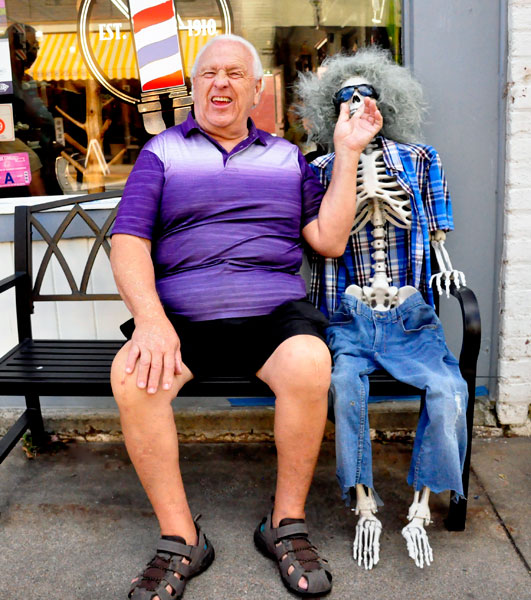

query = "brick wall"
[497,0,531,426]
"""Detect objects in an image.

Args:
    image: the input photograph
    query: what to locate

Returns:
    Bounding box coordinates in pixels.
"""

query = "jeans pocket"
[399,304,441,334]
[329,307,354,326]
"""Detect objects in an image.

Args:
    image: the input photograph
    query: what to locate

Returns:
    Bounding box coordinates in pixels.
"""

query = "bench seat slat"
[0,339,419,397]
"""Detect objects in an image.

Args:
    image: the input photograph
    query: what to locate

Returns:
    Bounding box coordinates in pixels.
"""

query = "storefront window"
[0,0,401,197]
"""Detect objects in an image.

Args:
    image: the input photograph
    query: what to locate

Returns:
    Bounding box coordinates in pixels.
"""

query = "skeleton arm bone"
[430,238,466,298]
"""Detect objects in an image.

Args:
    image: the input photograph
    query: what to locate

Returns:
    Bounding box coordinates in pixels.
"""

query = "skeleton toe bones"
[401,488,434,568]
[352,485,382,570]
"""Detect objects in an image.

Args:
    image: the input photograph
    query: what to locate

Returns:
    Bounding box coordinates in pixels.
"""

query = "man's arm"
[302,98,383,257]
[110,233,182,394]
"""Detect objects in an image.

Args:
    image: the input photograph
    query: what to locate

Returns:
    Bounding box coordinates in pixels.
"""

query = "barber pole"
[129,0,193,133]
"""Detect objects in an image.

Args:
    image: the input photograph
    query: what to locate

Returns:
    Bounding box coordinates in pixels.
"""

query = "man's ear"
[252,78,264,109]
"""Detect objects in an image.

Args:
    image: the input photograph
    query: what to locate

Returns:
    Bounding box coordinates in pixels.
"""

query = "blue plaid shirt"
[309,136,453,316]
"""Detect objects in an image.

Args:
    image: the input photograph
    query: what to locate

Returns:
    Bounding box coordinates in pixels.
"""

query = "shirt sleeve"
[424,147,454,232]
[298,150,325,228]
[111,148,165,240]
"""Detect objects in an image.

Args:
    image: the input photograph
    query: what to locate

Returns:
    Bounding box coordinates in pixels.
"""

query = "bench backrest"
[14,190,123,339]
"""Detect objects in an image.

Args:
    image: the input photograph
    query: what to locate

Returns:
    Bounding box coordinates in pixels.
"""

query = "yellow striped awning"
[28,29,215,83]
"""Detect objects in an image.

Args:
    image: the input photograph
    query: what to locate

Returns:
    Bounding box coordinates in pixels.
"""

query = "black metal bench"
[0,190,480,531]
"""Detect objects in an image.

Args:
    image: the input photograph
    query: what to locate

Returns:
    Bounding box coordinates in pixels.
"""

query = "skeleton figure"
[296,49,467,570]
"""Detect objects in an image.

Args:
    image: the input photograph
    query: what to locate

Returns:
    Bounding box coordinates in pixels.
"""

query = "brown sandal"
[254,511,332,597]
[129,520,214,600]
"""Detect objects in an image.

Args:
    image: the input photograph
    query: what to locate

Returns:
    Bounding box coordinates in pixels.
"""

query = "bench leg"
[26,394,48,447]
[445,373,475,531]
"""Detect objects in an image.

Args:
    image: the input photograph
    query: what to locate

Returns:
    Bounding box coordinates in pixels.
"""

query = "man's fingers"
[175,347,183,376]
[146,352,163,394]
[136,349,151,390]
[337,100,351,123]
[161,351,175,391]
[125,343,140,376]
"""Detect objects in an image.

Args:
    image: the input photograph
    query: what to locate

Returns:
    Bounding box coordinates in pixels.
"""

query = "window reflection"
[0,0,401,196]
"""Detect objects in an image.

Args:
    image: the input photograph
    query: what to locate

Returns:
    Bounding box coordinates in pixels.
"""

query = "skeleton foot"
[353,515,382,569]
[401,519,433,568]
[352,484,381,569]
[402,487,433,568]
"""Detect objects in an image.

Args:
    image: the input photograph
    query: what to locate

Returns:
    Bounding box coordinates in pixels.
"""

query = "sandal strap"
[276,522,309,540]
[157,538,192,559]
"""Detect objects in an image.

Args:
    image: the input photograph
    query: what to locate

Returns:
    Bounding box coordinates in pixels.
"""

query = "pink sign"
[0,152,32,188]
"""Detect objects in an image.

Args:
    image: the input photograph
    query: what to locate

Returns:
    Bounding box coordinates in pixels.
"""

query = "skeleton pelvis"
[345,283,417,311]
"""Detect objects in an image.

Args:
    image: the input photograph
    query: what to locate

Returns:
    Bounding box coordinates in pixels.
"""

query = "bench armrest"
[446,284,482,379]
[0,272,26,294]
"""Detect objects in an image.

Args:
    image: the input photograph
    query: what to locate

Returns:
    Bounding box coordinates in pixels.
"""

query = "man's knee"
[261,335,331,398]
[111,342,189,408]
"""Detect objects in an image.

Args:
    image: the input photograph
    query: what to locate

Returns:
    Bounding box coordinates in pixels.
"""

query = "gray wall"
[404,0,506,391]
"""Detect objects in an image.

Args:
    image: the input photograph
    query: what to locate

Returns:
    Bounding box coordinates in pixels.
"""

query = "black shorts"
[120,299,329,378]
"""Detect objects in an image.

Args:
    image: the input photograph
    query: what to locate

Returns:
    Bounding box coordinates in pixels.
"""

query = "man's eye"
[202,71,216,78]
[229,71,244,78]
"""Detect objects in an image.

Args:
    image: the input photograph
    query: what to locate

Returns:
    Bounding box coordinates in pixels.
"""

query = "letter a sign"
[0,153,32,188]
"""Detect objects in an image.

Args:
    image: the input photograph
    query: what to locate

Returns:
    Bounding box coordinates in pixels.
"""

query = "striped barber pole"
[129,0,185,93]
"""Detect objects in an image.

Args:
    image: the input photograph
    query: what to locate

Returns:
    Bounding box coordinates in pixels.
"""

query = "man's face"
[192,40,262,138]
[333,76,379,117]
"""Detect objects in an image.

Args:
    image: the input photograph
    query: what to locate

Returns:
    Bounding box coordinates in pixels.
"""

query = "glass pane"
[0,0,401,197]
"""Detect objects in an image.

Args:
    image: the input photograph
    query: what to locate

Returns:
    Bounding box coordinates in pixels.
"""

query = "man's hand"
[333,97,383,156]
[125,315,183,394]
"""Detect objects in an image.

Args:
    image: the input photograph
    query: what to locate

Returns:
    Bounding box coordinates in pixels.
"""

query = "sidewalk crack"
[471,465,531,574]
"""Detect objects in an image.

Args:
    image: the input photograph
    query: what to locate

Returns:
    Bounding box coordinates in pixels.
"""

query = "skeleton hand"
[401,520,433,568]
[333,97,383,155]
[353,515,382,570]
[430,240,466,297]
[430,269,466,298]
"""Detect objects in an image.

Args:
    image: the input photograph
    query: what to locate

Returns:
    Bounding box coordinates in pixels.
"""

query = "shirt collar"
[379,135,404,172]
[182,111,268,147]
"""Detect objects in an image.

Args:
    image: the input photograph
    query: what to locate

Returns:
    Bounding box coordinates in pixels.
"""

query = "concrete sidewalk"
[0,437,529,600]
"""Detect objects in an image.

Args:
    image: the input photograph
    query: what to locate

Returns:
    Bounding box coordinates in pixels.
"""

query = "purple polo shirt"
[112,112,325,321]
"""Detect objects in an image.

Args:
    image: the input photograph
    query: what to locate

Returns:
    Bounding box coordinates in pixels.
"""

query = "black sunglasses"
[333,84,379,114]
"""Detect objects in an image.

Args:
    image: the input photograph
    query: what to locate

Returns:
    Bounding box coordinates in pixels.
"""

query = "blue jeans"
[327,292,468,503]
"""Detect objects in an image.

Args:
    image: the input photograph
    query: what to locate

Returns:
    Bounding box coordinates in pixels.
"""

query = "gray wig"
[295,47,427,146]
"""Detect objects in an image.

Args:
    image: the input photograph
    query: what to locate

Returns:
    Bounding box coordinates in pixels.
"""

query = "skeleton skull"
[334,76,378,117]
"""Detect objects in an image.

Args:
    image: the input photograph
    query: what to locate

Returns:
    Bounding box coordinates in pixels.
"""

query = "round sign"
[0,119,4,135]
[77,0,233,104]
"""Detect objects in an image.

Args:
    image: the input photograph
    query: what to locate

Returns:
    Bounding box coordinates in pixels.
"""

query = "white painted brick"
[499,260,531,289]
[506,131,531,160]
[505,187,531,210]
[502,239,531,265]
[498,357,531,379]
[497,380,531,404]
[507,55,531,82]
[498,292,531,315]
[498,311,531,338]
[496,401,530,425]
[506,83,531,110]
[509,30,531,57]
[507,110,531,136]
[504,215,531,241]
[499,335,531,358]
[509,2,531,31]
[505,155,531,185]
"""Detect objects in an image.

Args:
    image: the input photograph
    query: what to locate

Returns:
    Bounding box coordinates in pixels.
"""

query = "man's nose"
[213,69,229,86]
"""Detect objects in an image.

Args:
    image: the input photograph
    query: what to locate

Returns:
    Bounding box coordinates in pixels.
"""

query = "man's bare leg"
[111,341,196,543]
[257,334,331,590]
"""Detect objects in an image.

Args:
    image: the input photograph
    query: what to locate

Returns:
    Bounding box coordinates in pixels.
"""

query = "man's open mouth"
[211,96,232,104]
